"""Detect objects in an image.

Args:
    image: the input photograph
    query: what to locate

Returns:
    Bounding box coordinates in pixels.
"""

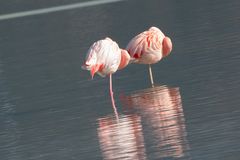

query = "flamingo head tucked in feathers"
[82,37,131,79]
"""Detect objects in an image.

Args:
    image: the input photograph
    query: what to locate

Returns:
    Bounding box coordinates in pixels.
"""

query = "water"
[0,0,240,159]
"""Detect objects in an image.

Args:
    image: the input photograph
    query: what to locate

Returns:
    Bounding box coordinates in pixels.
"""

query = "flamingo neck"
[162,36,172,57]
[118,49,130,70]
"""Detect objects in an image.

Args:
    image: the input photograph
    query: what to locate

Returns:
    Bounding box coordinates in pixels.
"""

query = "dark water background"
[0,0,240,159]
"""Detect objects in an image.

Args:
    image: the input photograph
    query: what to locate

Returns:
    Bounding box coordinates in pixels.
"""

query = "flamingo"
[126,26,173,87]
[82,37,130,118]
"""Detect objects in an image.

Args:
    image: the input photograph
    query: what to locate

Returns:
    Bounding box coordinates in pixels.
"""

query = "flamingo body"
[126,26,172,64]
[82,37,130,78]
[82,37,130,118]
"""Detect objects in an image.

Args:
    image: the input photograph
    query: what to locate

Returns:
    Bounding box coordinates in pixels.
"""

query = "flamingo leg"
[148,64,154,87]
[109,74,119,120]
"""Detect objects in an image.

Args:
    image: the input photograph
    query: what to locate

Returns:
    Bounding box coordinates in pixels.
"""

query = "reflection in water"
[97,115,146,160]
[97,85,190,160]
[122,85,190,159]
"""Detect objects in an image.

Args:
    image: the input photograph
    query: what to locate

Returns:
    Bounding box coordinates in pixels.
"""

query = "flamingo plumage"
[126,26,173,87]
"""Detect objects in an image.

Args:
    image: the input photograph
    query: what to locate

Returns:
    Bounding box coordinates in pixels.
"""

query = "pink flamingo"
[126,26,173,87]
[82,37,130,118]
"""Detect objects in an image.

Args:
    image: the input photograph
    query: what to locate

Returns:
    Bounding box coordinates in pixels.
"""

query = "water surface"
[0,0,240,159]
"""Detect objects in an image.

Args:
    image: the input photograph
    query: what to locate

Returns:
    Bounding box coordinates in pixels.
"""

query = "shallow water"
[1,0,240,159]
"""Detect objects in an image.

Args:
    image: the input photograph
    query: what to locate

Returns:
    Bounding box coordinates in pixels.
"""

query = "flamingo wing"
[82,37,121,77]
[126,26,166,64]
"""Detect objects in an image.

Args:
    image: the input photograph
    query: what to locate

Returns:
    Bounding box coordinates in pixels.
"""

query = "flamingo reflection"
[97,115,146,160]
[121,85,190,159]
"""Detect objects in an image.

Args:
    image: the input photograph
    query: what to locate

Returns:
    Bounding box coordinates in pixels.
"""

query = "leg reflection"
[97,114,146,160]
[121,85,191,159]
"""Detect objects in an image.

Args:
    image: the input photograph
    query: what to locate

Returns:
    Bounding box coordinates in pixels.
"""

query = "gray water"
[0,0,240,159]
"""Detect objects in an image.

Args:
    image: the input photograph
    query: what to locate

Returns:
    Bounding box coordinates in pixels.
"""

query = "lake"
[0,0,240,159]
